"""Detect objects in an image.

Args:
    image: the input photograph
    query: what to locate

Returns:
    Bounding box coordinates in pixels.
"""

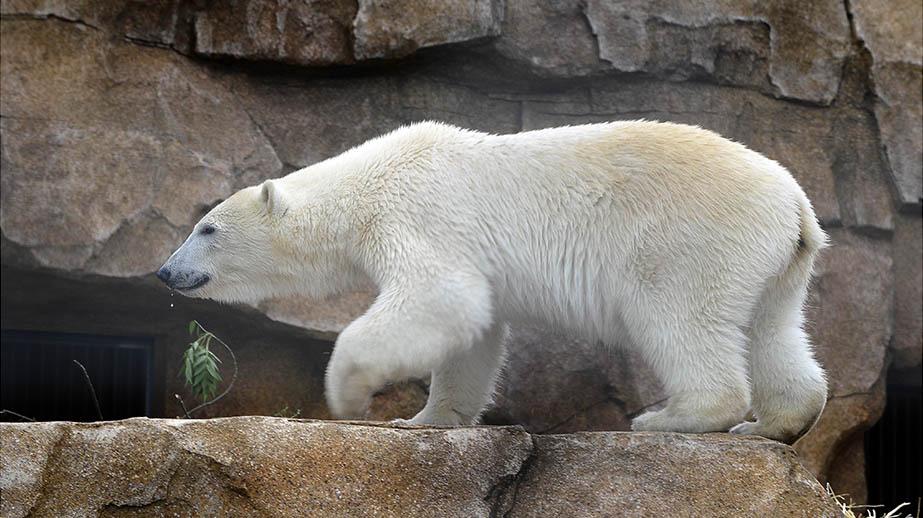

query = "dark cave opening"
[865,363,922,511]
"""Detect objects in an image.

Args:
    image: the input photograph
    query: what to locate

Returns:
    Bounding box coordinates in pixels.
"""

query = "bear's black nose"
[156,267,172,284]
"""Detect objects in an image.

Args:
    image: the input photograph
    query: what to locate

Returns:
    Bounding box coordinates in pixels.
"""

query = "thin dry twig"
[174,393,192,419]
[0,409,36,422]
[73,360,103,421]
[827,484,915,518]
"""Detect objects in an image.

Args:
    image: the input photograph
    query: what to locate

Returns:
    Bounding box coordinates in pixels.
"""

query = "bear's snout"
[156,266,171,283]
[156,261,210,292]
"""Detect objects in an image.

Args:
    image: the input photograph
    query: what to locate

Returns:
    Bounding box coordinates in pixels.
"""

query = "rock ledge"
[0,417,839,517]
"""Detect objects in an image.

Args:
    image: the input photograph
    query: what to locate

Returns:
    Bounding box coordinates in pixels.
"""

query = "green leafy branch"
[177,320,238,418]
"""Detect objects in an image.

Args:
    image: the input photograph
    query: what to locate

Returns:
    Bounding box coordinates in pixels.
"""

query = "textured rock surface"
[194,0,356,66]
[795,383,886,505]
[850,0,923,207]
[808,230,893,399]
[584,0,851,104]
[354,0,503,60]
[0,18,282,274]
[0,418,839,517]
[1,0,920,505]
[491,0,852,104]
[492,0,601,77]
[892,214,923,367]
[512,433,840,517]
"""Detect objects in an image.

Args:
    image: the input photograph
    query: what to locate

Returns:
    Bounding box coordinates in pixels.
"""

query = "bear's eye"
[201,225,216,235]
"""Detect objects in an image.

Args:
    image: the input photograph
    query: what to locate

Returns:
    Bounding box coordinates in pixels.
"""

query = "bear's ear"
[260,180,285,215]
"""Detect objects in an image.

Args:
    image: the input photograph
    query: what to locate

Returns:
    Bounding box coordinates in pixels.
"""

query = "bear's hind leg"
[397,322,508,426]
[730,255,826,444]
[630,321,751,434]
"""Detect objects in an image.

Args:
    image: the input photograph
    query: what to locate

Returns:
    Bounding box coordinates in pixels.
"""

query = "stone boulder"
[0,417,840,517]
[495,0,852,104]
[194,0,357,66]
[0,18,282,275]
[353,0,504,60]
[513,433,840,517]
[893,214,923,368]
[849,0,923,208]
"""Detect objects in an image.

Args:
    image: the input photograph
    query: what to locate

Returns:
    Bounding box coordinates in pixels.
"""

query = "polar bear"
[158,121,828,442]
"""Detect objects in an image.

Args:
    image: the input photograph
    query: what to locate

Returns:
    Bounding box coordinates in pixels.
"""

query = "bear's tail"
[795,193,829,261]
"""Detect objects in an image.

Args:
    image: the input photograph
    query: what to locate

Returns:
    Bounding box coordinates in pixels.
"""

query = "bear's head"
[157,179,306,304]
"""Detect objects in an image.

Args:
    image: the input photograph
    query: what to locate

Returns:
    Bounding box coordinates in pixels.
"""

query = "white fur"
[167,121,828,442]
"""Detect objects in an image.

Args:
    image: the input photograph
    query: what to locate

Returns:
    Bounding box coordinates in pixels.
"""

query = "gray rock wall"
[1,0,920,504]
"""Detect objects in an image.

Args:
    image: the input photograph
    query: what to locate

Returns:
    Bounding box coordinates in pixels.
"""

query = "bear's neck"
[274,163,375,300]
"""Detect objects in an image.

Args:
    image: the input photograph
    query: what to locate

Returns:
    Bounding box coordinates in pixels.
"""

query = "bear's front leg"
[324,273,495,421]
[324,339,391,420]
[399,321,508,426]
